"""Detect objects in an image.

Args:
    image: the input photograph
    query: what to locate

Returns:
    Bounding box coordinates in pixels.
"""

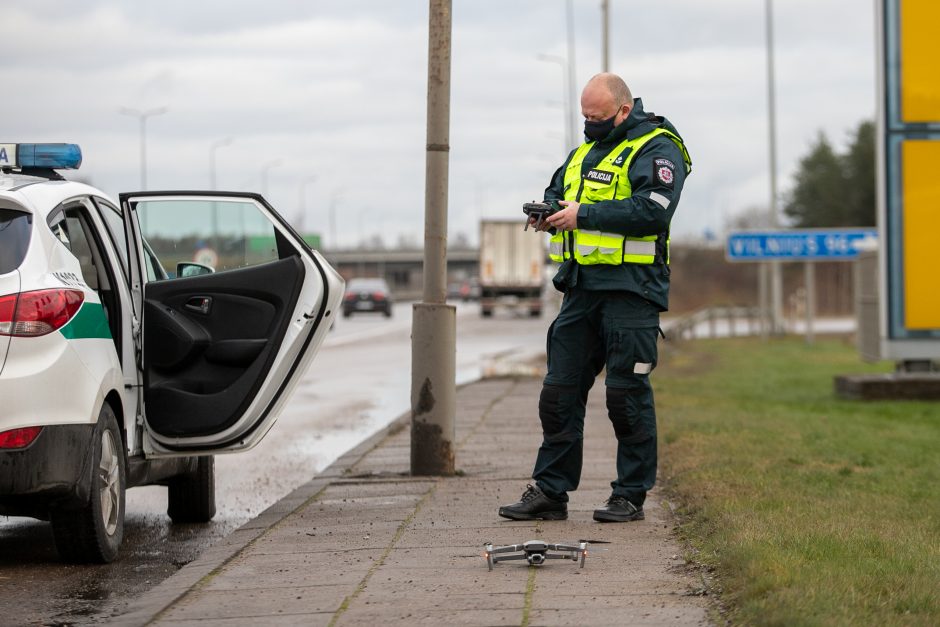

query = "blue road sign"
[726,229,878,262]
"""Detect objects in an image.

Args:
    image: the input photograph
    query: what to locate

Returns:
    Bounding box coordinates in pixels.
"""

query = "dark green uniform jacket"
[544,98,689,311]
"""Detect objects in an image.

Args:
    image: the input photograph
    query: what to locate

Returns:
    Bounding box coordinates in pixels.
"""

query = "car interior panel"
[142,255,305,438]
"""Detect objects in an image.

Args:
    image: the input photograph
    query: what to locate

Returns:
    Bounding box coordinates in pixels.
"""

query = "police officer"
[498,73,691,523]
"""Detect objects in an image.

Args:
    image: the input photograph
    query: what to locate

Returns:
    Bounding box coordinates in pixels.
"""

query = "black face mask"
[584,113,616,141]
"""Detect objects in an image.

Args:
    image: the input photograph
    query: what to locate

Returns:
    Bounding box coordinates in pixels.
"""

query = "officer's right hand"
[547,202,579,231]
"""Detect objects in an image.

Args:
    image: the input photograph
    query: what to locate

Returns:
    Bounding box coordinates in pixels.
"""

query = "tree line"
[784,119,875,228]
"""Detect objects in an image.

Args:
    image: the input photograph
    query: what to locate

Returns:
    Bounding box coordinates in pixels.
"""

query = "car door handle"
[184,296,212,315]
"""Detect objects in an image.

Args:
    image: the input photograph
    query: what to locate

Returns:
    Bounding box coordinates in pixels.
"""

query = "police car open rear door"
[119,191,343,457]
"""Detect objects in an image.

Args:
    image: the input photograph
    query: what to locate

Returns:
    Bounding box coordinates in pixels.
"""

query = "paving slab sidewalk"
[113,376,710,626]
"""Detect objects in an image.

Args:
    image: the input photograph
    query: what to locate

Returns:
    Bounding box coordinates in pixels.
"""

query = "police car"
[0,143,344,562]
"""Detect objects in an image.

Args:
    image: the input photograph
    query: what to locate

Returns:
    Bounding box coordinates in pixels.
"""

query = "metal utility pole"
[297,175,317,234]
[209,137,233,190]
[328,193,340,250]
[119,106,168,190]
[209,137,233,245]
[537,53,573,150]
[260,159,282,198]
[601,0,610,72]
[765,0,784,334]
[565,0,578,148]
[411,0,456,476]
[804,262,815,345]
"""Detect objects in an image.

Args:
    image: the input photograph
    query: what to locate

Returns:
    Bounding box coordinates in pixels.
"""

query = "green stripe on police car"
[60,302,111,340]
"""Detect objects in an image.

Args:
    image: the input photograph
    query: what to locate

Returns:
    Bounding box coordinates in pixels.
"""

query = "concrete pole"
[765,0,784,335]
[411,0,456,476]
[601,0,610,72]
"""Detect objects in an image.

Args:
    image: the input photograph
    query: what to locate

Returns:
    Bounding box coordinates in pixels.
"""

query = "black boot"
[593,495,644,522]
[498,484,567,521]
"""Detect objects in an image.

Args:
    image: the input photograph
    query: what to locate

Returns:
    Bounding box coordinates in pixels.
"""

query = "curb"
[109,348,546,626]
[109,409,412,627]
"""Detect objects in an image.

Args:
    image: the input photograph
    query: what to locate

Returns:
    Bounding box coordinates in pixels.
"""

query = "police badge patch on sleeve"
[654,157,675,188]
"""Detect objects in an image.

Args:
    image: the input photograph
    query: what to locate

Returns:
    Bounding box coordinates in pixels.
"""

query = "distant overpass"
[320,247,480,299]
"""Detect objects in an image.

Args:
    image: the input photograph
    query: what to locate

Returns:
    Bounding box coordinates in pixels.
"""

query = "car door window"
[49,206,101,291]
[47,202,121,347]
[134,198,283,280]
[92,197,128,276]
[0,204,31,274]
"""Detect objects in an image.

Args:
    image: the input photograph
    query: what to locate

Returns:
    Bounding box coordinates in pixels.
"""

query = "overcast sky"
[2,1,875,247]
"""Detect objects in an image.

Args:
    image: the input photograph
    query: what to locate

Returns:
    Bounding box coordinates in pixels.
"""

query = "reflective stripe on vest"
[547,126,689,266]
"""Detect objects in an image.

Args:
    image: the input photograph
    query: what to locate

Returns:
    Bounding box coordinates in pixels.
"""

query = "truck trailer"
[479,219,546,317]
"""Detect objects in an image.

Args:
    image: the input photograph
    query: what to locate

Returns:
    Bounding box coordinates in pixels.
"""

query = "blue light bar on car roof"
[0,143,82,170]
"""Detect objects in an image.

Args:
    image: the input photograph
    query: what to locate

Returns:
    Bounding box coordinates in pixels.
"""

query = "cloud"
[0,0,876,245]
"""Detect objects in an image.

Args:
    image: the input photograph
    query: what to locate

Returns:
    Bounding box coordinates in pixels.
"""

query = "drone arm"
[488,543,526,555]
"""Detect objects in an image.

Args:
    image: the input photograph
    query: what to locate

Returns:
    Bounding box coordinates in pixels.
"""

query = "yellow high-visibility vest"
[548,127,690,265]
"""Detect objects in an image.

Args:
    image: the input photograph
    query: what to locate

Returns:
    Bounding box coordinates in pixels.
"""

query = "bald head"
[590,73,632,107]
[581,72,633,126]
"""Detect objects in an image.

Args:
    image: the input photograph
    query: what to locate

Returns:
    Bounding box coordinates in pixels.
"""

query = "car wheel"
[51,404,125,563]
[384,308,392,318]
[481,307,493,318]
[167,456,216,523]
[343,309,352,318]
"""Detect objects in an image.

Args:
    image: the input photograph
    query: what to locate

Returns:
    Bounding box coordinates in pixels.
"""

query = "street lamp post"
[765,0,784,334]
[209,137,233,190]
[328,192,341,251]
[260,159,282,199]
[297,175,317,234]
[565,0,577,146]
[538,53,574,150]
[119,106,168,191]
[209,138,233,246]
[601,0,610,72]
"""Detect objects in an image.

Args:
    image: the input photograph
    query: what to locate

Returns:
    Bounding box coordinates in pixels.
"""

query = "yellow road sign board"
[901,140,940,329]
[900,0,940,123]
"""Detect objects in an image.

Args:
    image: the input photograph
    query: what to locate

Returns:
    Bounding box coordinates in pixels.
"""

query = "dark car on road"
[343,277,393,318]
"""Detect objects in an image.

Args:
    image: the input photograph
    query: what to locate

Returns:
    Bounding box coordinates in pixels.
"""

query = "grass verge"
[656,337,940,626]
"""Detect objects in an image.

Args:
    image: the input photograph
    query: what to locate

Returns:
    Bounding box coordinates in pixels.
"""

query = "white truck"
[479,219,546,317]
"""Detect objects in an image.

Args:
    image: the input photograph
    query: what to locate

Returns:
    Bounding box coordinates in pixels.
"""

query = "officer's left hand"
[545,201,579,231]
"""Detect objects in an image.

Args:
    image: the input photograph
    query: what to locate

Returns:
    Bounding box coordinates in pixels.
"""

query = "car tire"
[167,456,216,524]
[51,404,125,564]
[481,307,493,318]
[343,310,352,318]
[384,308,392,318]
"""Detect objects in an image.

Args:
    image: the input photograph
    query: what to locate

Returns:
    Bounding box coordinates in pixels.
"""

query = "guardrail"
[665,306,767,341]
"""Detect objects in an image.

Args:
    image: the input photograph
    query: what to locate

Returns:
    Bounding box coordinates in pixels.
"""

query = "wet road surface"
[0,299,553,625]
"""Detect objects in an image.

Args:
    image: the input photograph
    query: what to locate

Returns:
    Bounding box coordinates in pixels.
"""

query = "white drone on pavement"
[484,540,587,570]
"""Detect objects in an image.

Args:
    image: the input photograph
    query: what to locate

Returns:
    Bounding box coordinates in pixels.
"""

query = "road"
[0,299,554,626]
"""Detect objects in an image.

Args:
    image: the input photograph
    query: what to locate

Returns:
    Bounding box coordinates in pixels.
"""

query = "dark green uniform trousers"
[533,287,659,506]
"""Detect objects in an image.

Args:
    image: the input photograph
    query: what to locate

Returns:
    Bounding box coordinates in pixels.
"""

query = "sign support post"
[876,0,940,365]
[727,228,877,343]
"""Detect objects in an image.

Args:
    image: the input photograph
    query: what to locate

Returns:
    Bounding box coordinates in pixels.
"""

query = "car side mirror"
[177,262,215,278]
